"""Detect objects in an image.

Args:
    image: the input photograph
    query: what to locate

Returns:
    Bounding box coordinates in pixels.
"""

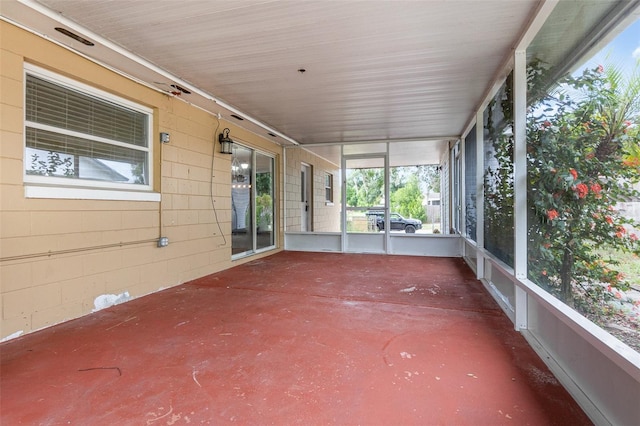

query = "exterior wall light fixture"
[219,128,233,154]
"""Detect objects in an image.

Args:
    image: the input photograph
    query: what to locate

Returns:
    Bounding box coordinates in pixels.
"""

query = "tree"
[347,165,437,221]
[346,168,384,207]
[28,151,74,177]
[256,172,272,196]
[527,64,640,310]
[390,175,426,221]
[389,167,403,194]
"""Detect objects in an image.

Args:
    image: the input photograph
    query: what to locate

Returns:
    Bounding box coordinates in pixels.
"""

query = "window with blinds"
[24,64,152,190]
[324,173,333,203]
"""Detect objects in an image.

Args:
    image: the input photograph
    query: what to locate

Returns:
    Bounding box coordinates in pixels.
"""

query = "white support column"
[384,143,390,254]
[283,148,288,234]
[513,49,528,331]
[340,145,346,253]
[460,136,466,255]
[475,110,485,280]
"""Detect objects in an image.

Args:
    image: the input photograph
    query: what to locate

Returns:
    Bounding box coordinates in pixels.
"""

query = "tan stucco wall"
[285,147,341,232]
[0,22,283,340]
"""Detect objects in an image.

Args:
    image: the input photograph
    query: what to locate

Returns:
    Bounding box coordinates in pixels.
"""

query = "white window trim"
[25,185,161,202]
[324,172,334,205]
[23,63,157,201]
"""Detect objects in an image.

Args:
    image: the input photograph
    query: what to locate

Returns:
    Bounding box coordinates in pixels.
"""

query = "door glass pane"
[232,145,253,255]
[345,157,385,233]
[300,164,313,232]
[453,146,461,233]
[256,153,274,250]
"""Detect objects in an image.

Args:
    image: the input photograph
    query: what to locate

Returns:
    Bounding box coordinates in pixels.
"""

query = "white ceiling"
[2,0,543,165]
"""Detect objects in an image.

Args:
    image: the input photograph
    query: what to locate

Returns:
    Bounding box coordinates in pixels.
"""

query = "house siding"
[0,22,283,339]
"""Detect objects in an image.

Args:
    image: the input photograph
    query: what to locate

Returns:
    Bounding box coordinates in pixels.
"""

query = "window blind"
[26,75,147,147]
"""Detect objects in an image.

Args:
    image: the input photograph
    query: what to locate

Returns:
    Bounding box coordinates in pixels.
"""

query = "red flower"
[542,120,551,128]
[573,183,588,198]
[605,216,614,225]
[623,158,640,167]
[631,233,638,241]
[590,183,601,193]
[569,168,578,180]
[547,209,559,220]
[597,65,604,73]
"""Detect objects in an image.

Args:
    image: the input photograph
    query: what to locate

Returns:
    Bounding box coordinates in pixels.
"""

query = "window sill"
[25,185,161,202]
[325,202,334,206]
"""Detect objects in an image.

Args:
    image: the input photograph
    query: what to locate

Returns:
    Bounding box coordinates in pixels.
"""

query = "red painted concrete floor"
[1,251,592,425]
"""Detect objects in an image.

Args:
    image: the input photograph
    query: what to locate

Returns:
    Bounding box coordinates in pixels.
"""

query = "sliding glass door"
[231,145,275,257]
[256,152,274,251]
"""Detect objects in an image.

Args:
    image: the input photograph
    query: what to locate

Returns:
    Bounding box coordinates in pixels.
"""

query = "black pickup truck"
[366,211,422,233]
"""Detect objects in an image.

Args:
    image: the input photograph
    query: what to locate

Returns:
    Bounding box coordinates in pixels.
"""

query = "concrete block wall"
[285,147,341,232]
[0,22,282,340]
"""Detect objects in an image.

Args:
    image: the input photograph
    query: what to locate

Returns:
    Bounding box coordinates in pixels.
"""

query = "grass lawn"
[596,248,640,288]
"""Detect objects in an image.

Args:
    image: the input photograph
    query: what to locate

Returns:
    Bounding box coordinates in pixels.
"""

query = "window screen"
[465,126,477,241]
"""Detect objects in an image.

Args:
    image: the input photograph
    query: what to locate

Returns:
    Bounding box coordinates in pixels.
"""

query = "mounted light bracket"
[219,128,233,154]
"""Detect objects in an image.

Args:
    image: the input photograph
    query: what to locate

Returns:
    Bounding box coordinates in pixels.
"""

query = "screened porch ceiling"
[1,0,636,167]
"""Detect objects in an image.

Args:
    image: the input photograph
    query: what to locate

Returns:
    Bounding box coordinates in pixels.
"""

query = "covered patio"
[1,1,639,424]
[1,252,590,424]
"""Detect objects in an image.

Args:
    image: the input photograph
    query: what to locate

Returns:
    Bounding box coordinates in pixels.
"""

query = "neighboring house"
[423,194,442,224]
[80,158,130,182]
[618,182,640,224]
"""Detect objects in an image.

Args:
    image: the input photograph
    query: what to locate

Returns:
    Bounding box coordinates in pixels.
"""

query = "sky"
[583,18,640,76]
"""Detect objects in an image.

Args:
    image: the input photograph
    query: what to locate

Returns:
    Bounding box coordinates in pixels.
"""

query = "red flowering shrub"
[569,168,578,180]
[527,65,640,310]
[573,183,589,199]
